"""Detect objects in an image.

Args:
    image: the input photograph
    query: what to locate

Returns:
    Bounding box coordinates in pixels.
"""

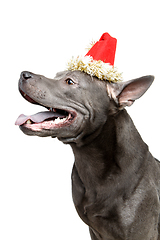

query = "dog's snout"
[21,71,33,80]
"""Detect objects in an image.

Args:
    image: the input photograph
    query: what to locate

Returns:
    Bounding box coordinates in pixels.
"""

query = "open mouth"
[15,89,76,131]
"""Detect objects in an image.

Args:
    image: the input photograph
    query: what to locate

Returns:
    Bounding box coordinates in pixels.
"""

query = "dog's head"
[15,70,154,145]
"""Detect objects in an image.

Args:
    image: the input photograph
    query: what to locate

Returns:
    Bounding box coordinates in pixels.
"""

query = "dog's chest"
[71,163,160,240]
[71,164,124,238]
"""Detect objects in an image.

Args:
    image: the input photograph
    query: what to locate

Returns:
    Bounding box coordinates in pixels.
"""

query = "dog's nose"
[20,71,33,80]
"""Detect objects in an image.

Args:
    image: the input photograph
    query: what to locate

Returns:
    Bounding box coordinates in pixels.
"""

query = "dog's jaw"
[16,87,80,139]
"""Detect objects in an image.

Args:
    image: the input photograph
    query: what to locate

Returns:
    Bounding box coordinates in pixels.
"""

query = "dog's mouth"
[15,89,76,131]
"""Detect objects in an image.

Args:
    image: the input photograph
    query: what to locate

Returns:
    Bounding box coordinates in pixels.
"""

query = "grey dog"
[16,70,160,240]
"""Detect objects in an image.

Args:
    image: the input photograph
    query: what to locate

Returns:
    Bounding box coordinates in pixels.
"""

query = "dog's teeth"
[54,117,67,124]
[54,117,61,124]
[26,119,32,124]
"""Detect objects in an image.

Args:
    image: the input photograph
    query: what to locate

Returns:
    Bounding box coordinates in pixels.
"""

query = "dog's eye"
[66,79,75,85]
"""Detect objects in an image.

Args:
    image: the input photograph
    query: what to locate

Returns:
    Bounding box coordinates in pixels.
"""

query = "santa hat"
[67,32,123,82]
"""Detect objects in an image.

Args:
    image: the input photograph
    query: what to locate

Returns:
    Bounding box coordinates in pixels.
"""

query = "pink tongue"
[15,111,65,126]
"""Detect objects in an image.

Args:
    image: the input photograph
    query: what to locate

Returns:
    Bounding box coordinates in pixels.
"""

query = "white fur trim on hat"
[67,55,123,83]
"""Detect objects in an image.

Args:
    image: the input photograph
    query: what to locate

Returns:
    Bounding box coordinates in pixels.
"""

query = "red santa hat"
[67,32,123,82]
[85,32,117,66]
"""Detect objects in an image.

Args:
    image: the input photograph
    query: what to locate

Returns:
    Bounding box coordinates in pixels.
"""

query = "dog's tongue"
[15,111,65,126]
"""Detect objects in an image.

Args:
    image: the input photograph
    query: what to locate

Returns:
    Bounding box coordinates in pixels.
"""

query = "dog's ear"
[107,75,154,108]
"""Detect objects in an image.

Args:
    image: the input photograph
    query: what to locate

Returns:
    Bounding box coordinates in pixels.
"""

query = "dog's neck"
[70,109,149,189]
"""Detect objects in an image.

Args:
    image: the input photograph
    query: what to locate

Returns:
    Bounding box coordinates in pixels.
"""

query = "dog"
[16,70,160,240]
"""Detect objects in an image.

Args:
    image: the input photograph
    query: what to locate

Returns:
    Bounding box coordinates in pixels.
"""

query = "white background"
[1,0,160,239]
